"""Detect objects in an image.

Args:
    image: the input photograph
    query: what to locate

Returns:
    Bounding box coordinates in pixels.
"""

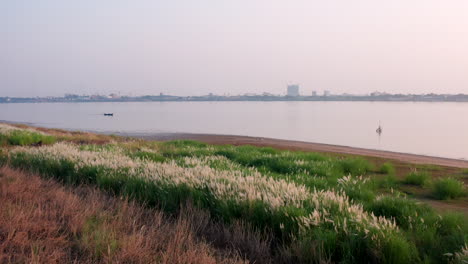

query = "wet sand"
[124,132,468,169]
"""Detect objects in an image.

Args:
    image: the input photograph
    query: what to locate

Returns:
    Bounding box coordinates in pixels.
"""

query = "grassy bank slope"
[0,123,467,264]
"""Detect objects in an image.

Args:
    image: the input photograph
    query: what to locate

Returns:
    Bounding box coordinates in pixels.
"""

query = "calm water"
[1,101,467,159]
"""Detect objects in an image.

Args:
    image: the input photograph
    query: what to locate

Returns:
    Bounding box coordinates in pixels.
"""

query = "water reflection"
[1,101,467,159]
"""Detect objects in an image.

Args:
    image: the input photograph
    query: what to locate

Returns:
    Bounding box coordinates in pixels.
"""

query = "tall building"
[287,84,300,96]
[324,90,331,96]
[312,91,317,96]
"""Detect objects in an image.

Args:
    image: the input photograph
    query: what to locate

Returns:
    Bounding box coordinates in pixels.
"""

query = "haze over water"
[1,101,467,160]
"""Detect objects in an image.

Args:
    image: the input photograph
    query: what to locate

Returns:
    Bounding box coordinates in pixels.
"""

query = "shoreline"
[121,132,468,169]
[3,119,468,169]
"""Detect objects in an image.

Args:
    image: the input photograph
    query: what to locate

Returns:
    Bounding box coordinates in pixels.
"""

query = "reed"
[1,127,466,264]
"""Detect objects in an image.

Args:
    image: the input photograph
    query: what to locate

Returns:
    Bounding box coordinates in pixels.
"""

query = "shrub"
[432,178,466,200]
[404,170,430,186]
[380,162,396,175]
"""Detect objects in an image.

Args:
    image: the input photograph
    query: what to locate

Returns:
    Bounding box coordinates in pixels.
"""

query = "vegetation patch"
[380,162,396,175]
[1,126,467,264]
[404,170,430,186]
[0,166,246,263]
[432,178,466,200]
[0,126,56,146]
[81,215,119,259]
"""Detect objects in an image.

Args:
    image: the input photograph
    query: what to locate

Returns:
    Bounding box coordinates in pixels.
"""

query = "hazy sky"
[2,1,468,97]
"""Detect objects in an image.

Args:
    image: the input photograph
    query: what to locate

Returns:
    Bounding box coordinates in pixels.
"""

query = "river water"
[1,101,467,159]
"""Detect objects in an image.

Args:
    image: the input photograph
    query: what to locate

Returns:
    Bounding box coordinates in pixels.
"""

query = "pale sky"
[2,1,468,97]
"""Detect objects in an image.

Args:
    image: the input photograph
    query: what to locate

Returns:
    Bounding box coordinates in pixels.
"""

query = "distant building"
[65,94,79,99]
[287,84,300,97]
[370,91,391,97]
[312,91,317,96]
[324,90,331,97]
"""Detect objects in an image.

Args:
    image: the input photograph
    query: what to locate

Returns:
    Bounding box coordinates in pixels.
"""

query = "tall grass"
[380,162,396,175]
[0,166,246,263]
[337,156,374,175]
[368,196,468,263]
[368,195,431,229]
[0,129,56,146]
[4,143,408,263]
[2,139,467,264]
[404,170,430,186]
[432,178,466,200]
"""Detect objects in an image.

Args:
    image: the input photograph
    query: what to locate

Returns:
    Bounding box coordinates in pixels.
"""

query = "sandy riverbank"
[122,132,468,169]
[3,118,468,169]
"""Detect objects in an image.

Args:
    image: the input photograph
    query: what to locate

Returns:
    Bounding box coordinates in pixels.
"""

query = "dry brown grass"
[178,206,275,263]
[0,166,248,264]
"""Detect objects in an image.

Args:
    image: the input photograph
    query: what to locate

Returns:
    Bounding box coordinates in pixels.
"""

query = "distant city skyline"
[5,89,466,98]
[2,1,468,97]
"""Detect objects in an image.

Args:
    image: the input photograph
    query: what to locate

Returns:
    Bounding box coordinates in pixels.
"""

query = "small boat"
[104,113,114,116]
[376,121,382,134]
[376,126,382,134]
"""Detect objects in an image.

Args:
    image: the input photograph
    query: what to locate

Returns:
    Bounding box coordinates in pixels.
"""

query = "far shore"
[119,132,468,169]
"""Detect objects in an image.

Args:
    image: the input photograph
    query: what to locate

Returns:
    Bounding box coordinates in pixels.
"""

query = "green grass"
[404,170,430,186]
[377,174,399,190]
[160,141,373,180]
[2,138,467,264]
[338,157,374,176]
[416,164,443,171]
[368,196,468,263]
[367,195,430,229]
[380,162,396,175]
[432,178,466,200]
[0,130,56,146]
[81,215,119,260]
